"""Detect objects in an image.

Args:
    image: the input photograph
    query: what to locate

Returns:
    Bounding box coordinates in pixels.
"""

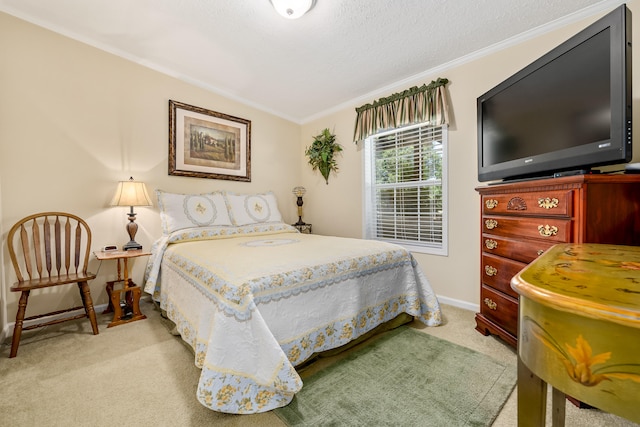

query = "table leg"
[123,258,129,289]
[103,259,123,314]
[551,387,566,427]
[122,258,133,315]
[518,356,547,426]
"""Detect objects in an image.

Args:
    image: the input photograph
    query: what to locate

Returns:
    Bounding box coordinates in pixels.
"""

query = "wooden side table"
[94,249,150,328]
[511,243,640,426]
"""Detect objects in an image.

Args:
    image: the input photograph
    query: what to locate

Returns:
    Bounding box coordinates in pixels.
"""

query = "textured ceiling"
[0,0,623,123]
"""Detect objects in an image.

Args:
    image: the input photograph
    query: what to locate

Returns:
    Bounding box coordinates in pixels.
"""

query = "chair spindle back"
[8,212,92,283]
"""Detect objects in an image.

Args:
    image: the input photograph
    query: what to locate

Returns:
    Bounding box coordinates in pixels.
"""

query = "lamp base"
[294,214,306,226]
[123,240,143,251]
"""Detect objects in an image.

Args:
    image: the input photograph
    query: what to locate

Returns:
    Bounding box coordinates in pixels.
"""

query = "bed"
[143,190,442,414]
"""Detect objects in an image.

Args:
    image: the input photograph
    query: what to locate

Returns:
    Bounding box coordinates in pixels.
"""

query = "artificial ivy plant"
[305,128,343,184]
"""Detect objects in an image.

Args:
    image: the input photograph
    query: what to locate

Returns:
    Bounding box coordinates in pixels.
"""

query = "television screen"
[477,5,631,182]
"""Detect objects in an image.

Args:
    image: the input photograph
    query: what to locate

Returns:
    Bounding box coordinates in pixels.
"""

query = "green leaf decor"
[305,128,343,184]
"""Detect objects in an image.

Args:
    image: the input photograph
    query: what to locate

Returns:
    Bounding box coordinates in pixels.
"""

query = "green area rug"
[274,326,516,426]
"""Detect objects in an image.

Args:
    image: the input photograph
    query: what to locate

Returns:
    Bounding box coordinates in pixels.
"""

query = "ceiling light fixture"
[270,0,316,19]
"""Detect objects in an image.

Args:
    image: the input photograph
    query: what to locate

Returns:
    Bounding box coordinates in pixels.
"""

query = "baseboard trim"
[436,295,479,313]
[1,303,109,345]
[2,296,477,345]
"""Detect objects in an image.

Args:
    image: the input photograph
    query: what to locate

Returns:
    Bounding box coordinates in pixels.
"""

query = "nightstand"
[94,249,150,327]
[292,223,312,234]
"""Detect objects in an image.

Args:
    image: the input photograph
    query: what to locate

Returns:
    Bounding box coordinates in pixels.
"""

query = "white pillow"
[225,191,283,226]
[156,190,232,234]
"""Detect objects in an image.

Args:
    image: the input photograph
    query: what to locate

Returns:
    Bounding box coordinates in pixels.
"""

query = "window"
[363,123,447,255]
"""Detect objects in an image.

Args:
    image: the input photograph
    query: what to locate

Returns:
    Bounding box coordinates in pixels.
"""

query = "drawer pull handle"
[485,265,497,276]
[538,197,559,209]
[485,239,498,250]
[537,249,545,256]
[483,298,498,310]
[485,219,498,230]
[538,225,559,237]
[485,199,498,209]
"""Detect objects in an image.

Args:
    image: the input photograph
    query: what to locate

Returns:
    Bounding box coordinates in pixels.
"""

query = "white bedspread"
[144,223,441,414]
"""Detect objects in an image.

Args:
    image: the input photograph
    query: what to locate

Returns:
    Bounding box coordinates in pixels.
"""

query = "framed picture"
[169,100,251,181]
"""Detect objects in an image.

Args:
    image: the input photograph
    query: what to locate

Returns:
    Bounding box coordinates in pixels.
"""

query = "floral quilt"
[143,223,442,414]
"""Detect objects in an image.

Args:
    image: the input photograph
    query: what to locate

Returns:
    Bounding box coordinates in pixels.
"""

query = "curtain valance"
[353,78,450,143]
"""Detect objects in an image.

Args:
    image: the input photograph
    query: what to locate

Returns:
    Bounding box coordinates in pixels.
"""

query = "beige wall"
[300,1,640,309]
[0,12,302,333]
[2,2,639,335]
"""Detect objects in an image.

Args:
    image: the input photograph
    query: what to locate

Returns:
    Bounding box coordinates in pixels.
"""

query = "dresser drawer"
[482,190,572,217]
[482,235,555,263]
[477,175,640,349]
[480,285,518,337]
[482,253,525,298]
[482,215,571,242]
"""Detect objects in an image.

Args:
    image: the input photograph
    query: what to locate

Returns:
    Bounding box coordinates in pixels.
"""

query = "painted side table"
[511,243,640,426]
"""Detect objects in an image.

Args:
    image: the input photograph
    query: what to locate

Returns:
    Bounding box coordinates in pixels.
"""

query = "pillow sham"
[156,190,232,234]
[225,191,283,226]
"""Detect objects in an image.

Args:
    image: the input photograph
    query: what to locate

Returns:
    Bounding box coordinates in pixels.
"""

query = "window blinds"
[365,124,447,253]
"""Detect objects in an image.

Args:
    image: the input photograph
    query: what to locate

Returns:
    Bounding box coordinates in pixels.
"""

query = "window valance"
[353,78,450,143]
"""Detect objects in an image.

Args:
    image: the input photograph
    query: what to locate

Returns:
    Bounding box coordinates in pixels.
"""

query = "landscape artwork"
[169,100,251,181]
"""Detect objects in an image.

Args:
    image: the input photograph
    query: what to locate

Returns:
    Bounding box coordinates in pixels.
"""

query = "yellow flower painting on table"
[525,317,640,390]
[513,243,640,423]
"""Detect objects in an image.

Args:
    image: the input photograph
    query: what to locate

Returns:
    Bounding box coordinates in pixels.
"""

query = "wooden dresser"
[475,174,640,348]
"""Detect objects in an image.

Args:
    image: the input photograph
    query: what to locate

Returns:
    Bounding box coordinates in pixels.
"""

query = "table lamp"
[110,177,152,251]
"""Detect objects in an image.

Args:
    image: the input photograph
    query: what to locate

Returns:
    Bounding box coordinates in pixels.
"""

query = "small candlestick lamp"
[292,186,306,226]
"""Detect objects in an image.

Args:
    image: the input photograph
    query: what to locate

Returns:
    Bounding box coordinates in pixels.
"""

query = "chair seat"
[10,272,97,292]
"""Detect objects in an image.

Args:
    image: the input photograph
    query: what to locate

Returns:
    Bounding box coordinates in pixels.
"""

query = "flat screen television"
[477,4,632,183]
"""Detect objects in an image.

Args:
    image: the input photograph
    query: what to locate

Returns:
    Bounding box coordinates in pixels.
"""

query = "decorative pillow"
[225,191,283,226]
[156,190,232,234]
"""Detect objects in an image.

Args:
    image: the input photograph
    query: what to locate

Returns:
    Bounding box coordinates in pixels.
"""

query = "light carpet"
[274,326,516,426]
[1,299,638,426]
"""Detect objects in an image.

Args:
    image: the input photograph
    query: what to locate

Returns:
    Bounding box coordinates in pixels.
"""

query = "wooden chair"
[7,212,99,358]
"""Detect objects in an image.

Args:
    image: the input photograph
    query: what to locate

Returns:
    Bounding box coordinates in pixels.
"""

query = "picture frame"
[169,100,251,181]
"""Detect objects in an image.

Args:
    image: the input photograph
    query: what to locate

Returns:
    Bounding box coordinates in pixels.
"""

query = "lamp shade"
[292,186,306,197]
[110,177,152,207]
[270,0,315,19]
